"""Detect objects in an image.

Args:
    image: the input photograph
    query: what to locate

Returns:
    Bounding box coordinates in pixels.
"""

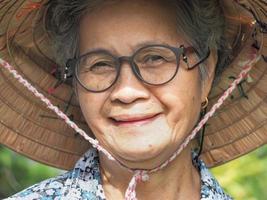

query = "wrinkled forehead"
[79,0,182,55]
[81,0,176,24]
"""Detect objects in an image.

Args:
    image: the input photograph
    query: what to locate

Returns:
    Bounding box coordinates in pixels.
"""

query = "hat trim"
[0,118,87,155]
[203,113,267,152]
[204,133,267,167]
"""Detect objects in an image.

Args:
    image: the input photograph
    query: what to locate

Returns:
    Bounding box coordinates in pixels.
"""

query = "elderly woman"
[0,0,266,199]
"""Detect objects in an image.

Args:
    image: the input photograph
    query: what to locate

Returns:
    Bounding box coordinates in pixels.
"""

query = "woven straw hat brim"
[0,0,266,170]
[200,0,267,167]
[0,0,91,169]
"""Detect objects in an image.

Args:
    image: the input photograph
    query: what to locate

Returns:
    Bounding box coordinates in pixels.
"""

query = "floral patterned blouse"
[5,148,232,200]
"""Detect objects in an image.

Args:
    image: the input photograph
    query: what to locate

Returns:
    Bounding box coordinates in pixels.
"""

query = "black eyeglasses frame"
[65,44,210,93]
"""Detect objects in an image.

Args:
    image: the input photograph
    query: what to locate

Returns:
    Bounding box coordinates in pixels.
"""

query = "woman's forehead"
[83,0,175,18]
[79,0,181,55]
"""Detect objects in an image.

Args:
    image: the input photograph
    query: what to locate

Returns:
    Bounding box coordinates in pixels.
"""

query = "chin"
[106,140,175,169]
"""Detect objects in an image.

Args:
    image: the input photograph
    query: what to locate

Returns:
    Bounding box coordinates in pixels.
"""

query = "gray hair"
[44,0,230,84]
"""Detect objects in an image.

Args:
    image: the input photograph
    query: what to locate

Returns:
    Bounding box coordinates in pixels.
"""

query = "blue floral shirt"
[5,148,232,200]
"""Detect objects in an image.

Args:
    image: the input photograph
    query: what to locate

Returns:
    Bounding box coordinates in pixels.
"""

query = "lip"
[109,113,161,126]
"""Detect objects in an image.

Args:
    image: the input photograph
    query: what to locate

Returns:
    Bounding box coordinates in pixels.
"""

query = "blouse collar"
[73,148,232,200]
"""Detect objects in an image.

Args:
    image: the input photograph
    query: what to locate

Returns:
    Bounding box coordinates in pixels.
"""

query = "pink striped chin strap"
[0,53,260,200]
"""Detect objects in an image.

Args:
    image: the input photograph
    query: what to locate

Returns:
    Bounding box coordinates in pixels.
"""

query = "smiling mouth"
[110,113,161,126]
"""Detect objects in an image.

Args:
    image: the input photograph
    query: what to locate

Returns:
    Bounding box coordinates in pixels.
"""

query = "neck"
[99,146,201,200]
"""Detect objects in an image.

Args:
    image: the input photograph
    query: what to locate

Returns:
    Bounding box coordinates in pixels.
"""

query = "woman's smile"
[109,113,162,127]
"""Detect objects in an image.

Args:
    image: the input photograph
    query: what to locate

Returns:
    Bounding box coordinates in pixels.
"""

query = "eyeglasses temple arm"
[64,59,76,80]
[183,47,211,70]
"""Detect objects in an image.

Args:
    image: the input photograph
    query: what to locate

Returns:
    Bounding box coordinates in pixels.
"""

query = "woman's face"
[77,0,215,169]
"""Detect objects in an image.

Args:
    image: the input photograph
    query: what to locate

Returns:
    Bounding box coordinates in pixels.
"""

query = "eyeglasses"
[66,44,210,93]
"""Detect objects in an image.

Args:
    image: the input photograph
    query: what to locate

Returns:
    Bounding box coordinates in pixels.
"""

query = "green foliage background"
[211,145,267,200]
[0,146,62,199]
[0,144,266,199]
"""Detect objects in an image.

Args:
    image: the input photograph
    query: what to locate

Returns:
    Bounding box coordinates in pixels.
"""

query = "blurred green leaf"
[212,145,267,200]
[0,145,63,198]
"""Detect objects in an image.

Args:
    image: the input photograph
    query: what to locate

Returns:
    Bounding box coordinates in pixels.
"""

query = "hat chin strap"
[0,52,260,199]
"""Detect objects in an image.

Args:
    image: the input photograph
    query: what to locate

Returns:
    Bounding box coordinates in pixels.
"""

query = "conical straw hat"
[0,0,266,170]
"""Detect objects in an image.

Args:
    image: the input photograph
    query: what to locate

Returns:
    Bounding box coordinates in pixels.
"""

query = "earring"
[201,97,209,109]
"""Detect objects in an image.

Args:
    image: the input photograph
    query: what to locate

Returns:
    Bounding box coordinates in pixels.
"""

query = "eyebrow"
[79,40,178,57]
[133,40,175,49]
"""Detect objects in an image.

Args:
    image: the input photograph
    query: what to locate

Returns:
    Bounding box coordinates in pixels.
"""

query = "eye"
[89,61,115,73]
[143,54,166,66]
[79,61,115,74]
[145,55,164,62]
[91,61,110,69]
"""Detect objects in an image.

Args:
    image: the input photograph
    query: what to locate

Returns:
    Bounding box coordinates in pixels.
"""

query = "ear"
[201,50,217,102]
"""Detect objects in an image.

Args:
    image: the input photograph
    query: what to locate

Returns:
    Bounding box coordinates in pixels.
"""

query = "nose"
[109,62,150,104]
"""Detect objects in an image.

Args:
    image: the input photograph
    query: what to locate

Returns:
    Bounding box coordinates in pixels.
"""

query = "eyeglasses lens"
[76,46,178,91]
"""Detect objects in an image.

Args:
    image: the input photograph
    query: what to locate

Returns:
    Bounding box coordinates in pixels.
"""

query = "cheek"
[78,91,107,127]
[157,71,202,129]
[161,90,199,125]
